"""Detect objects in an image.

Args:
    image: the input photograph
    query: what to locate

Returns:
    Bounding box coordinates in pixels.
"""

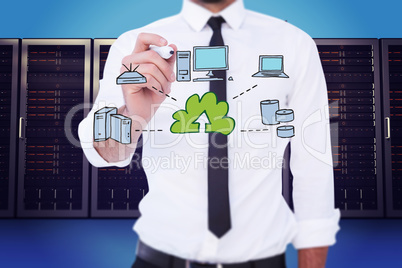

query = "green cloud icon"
[170,92,235,135]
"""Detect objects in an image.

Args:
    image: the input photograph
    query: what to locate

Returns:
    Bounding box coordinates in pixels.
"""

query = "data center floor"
[0,219,401,267]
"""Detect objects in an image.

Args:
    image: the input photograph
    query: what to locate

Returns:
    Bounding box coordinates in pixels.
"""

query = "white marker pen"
[149,45,174,59]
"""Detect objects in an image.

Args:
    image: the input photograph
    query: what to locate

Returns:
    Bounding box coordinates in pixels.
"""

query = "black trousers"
[131,256,287,268]
[131,241,286,268]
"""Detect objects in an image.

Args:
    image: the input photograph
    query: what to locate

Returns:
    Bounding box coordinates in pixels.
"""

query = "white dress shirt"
[78,0,340,263]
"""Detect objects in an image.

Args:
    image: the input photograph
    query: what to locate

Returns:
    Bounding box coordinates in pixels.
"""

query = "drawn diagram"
[110,114,132,144]
[232,84,258,100]
[170,92,235,135]
[94,107,132,144]
[261,100,280,125]
[116,64,147,85]
[276,109,294,122]
[94,107,117,141]
[260,99,294,138]
[112,43,296,139]
[277,126,295,138]
[176,51,191,82]
[193,45,229,82]
[252,55,289,78]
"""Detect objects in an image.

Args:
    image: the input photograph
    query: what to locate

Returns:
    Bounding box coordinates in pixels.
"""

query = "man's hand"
[94,33,177,163]
[120,33,177,123]
[298,246,328,268]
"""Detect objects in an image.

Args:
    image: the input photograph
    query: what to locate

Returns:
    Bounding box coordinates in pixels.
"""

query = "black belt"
[136,240,286,268]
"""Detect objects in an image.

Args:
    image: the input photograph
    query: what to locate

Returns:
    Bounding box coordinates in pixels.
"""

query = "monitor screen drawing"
[193,45,228,81]
[261,56,283,71]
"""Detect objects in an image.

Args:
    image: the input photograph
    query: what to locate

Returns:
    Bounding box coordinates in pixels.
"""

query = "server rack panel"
[0,39,19,218]
[91,39,147,218]
[17,39,91,217]
[284,39,384,218]
[317,39,383,217]
[381,39,402,218]
[93,39,115,101]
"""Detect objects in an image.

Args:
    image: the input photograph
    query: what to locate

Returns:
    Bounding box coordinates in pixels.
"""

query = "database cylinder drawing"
[276,109,294,122]
[260,100,279,125]
[277,125,295,138]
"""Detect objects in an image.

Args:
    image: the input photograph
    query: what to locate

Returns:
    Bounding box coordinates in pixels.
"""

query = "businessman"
[78,0,340,267]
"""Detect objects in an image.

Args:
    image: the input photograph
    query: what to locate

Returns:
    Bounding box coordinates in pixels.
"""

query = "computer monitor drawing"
[193,45,229,82]
[252,55,289,78]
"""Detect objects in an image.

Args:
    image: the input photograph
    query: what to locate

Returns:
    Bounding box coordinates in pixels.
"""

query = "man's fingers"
[166,44,177,65]
[133,33,168,54]
[122,50,175,82]
[122,72,166,100]
[142,74,166,99]
[136,63,169,92]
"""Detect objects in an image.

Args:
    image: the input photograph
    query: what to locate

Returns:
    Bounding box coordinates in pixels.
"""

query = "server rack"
[318,39,383,217]
[91,39,147,217]
[17,39,91,217]
[92,39,115,101]
[381,39,402,218]
[0,39,19,218]
[285,39,384,218]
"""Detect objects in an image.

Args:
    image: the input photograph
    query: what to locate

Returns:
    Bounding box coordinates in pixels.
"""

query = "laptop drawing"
[252,55,289,78]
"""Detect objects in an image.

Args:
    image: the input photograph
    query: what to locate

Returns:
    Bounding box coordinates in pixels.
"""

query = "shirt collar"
[181,0,246,32]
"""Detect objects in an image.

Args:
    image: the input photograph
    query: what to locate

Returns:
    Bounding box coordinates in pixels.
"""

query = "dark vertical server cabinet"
[315,39,383,217]
[284,39,384,218]
[17,39,91,217]
[91,39,147,217]
[381,39,402,218]
[0,39,19,218]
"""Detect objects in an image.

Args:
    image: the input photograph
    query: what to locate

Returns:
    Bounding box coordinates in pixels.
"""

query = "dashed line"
[135,129,163,132]
[152,86,177,101]
[240,129,269,132]
[232,84,258,99]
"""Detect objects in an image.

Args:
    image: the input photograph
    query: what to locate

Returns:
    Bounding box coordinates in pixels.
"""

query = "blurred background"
[0,0,402,267]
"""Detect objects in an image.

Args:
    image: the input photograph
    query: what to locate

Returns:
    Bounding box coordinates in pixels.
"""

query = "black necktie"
[207,16,231,238]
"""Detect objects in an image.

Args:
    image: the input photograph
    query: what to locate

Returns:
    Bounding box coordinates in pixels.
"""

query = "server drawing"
[94,107,117,142]
[176,51,191,82]
[94,107,132,144]
[110,114,132,144]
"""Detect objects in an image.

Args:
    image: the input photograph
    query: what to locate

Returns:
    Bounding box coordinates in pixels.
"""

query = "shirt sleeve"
[287,34,341,249]
[78,32,136,168]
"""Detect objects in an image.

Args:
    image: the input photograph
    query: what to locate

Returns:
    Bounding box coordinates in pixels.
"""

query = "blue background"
[1,0,402,267]
[0,0,401,38]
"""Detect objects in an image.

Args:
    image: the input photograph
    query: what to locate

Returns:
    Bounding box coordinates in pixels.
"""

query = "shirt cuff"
[292,209,341,249]
[78,114,132,168]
